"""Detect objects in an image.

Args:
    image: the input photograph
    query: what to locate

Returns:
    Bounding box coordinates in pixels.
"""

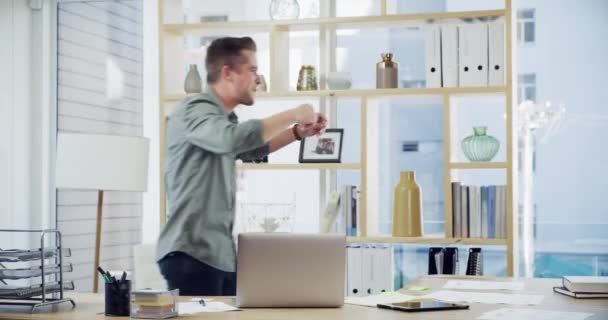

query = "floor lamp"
[56,132,149,293]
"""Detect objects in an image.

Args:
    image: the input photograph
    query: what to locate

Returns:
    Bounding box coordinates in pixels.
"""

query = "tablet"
[377,300,469,312]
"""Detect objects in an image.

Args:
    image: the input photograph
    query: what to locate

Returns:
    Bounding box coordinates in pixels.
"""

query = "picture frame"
[298,129,344,163]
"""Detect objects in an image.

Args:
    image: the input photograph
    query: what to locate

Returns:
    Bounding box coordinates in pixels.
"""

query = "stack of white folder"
[346,246,393,297]
[425,19,505,88]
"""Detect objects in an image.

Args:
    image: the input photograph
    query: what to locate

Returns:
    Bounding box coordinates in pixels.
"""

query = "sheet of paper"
[344,292,419,307]
[478,308,593,320]
[178,301,240,314]
[444,280,525,291]
[424,290,544,305]
[190,298,215,302]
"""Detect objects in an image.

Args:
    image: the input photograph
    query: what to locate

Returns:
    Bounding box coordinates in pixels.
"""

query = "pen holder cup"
[105,280,131,316]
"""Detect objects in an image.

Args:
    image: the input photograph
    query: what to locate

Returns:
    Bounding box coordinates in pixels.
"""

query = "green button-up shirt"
[156,88,269,272]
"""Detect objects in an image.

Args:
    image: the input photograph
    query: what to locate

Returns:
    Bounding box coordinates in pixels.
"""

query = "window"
[516,2,608,278]
[518,73,536,103]
[199,15,228,47]
[517,9,535,44]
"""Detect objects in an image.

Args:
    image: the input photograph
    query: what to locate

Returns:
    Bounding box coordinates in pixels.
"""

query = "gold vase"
[376,53,398,88]
[392,171,422,237]
[296,65,318,91]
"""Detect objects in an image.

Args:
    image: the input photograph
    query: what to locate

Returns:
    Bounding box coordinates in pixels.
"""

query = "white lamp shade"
[56,132,149,192]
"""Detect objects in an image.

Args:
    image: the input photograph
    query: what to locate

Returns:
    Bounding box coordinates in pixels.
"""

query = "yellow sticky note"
[408,286,431,292]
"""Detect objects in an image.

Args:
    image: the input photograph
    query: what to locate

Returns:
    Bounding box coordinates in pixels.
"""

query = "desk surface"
[1,276,607,320]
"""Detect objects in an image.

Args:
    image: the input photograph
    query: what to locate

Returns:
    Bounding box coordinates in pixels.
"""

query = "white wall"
[142,0,161,243]
[0,0,55,247]
[56,0,144,292]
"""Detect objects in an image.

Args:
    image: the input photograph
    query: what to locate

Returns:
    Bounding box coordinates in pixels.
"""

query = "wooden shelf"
[159,0,517,276]
[237,163,361,170]
[347,236,507,246]
[164,87,506,102]
[449,162,509,169]
[163,9,506,34]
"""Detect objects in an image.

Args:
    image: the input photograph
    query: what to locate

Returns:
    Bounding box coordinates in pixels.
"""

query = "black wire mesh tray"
[0,248,71,262]
[0,281,74,299]
[0,264,73,280]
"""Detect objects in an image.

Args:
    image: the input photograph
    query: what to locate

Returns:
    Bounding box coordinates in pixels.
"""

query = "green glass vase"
[392,171,422,237]
[461,126,500,162]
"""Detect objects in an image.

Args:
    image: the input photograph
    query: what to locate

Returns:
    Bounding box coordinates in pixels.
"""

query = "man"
[156,37,327,296]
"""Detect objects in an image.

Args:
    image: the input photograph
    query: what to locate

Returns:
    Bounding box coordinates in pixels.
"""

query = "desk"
[1,276,607,319]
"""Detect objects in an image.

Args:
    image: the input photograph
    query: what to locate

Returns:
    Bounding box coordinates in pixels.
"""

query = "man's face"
[231,49,260,106]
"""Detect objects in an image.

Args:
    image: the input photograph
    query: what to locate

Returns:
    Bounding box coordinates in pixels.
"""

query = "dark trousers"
[158,252,236,296]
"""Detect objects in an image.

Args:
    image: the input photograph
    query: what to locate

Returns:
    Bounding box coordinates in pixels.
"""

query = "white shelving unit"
[158,0,517,276]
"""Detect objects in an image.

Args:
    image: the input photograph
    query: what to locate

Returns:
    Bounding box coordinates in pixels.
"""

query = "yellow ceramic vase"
[392,171,423,237]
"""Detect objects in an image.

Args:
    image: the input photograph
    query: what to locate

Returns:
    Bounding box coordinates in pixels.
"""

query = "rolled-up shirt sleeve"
[183,102,266,155]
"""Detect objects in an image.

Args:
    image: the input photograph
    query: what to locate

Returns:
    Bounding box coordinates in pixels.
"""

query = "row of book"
[451,182,507,239]
[428,247,484,276]
[320,185,360,236]
[342,185,360,237]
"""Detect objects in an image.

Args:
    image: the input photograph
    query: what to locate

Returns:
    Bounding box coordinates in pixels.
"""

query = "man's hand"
[293,104,317,125]
[297,113,328,137]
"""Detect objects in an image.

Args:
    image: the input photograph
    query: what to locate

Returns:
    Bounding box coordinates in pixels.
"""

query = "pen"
[97,267,110,283]
[111,275,119,290]
[106,271,115,287]
[119,271,127,287]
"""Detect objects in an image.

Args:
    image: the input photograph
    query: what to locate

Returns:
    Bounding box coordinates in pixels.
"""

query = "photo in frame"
[298,129,344,163]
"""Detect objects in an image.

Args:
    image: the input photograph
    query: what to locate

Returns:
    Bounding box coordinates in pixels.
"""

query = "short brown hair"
[205,37,257,84]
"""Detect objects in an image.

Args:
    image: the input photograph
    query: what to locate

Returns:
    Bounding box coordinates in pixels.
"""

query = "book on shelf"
[339,185,360,237]
[465,248,483,276]
[451,182,461,237]
[553,286,608,299]
[354,187,360,236]
[496,185,507,238]
[460,185,469,238]
[320,191,341,233]
[469,186,481,238]
[488,185,496,238]
[480,186,488,238]
[428,247,458,275]
[452,183,506,239]
[563,276,608,293]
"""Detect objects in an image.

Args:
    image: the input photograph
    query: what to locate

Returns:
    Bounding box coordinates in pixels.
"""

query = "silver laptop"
[236,233,346,308]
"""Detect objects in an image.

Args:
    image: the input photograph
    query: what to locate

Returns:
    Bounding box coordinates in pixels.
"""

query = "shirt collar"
[205,86,237,120]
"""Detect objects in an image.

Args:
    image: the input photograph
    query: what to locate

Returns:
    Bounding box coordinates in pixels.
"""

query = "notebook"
[563,276,608,293]
[553,286,608,299]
